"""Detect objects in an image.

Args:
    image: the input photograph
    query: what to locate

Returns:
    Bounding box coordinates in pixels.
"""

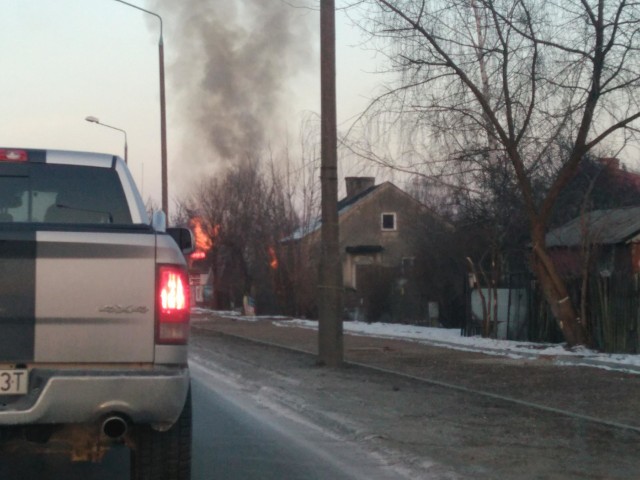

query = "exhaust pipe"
[101,415,128,440]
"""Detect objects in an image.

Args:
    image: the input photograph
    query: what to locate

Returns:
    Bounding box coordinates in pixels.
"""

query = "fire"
[268,246,278,270]
[188,217,218,260]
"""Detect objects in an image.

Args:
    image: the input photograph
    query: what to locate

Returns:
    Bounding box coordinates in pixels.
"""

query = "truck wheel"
[131,390,192,480]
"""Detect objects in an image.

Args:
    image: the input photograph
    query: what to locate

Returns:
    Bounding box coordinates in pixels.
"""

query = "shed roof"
[546,206,640,247]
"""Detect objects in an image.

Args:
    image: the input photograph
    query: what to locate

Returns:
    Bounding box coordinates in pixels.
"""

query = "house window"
[381,213,396,231]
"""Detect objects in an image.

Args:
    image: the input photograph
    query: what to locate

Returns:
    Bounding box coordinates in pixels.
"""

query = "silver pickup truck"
[0,148,192,479]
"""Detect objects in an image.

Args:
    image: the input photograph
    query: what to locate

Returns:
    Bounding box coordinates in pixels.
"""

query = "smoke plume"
[148,0,315,165]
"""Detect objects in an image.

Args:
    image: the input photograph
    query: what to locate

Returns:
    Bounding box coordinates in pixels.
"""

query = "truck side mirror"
[167,227,195,255]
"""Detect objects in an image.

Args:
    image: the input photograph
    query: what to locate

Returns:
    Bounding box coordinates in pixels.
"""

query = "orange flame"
[188,217,217,258]
[268,246,278,270]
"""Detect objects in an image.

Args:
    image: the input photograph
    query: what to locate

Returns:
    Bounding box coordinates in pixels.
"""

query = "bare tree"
[348,0,640,347]
[185,157,297,313]
[279,114,324,317]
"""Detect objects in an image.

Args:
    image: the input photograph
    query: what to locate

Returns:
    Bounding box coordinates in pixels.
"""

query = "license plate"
[0,369,28,395]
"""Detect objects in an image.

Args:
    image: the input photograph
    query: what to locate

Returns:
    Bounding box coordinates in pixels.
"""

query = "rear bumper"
[0,367,189,429]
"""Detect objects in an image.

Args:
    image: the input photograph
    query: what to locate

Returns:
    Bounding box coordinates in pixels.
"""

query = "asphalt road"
[0,369,378,480]
[189,365,375,480]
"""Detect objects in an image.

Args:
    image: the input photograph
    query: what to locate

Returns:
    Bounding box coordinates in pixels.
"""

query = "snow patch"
[193,308,640,373]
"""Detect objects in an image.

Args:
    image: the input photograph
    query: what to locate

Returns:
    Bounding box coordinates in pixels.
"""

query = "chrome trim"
[98,305,149,314]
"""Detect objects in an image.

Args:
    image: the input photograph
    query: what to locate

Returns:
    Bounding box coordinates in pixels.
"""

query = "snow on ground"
[192,308,640,373]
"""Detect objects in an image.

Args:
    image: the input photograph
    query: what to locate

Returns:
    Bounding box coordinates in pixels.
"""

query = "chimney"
[345,177,375,200]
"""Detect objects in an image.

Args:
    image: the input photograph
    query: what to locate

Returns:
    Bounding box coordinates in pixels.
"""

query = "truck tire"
[131,390,192,480]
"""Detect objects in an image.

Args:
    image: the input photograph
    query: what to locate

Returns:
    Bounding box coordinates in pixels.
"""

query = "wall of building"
[338,184,424,268]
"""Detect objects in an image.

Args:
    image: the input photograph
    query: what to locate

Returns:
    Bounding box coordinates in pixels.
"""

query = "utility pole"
[318,0,343,367]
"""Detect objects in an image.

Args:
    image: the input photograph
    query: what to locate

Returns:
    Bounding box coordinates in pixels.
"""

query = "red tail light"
[190,251,206,260]
[156,265,190,344]
[0,149,28,162]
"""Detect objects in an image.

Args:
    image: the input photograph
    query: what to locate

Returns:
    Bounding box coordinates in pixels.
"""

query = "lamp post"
[113,0,168,217]
[85,116,128,164]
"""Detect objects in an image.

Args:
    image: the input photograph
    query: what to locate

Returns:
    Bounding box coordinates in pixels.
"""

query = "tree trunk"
[530,226,586,347]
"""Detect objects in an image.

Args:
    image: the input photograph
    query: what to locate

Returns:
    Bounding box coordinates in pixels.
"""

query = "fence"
[574,272,640,353]
[463,271,640,353]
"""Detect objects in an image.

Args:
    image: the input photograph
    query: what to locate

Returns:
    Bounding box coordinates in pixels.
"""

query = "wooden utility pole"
[318,0,343,367]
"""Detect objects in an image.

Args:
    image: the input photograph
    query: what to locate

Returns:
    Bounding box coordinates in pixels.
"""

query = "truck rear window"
[0,164,132,225]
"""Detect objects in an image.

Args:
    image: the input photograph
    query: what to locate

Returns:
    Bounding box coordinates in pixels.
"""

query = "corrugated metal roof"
[546,206,640,247]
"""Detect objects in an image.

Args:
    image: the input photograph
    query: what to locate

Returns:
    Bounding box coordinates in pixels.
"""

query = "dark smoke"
[148,0,315,163]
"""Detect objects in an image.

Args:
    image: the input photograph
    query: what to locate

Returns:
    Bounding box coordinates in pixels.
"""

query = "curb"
[192,324,640,435]
[192,317,640,375]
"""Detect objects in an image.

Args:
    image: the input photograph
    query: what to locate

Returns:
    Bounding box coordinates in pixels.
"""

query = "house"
[545,205,640,276]
[285,177,448,323]
[544,206,640,353]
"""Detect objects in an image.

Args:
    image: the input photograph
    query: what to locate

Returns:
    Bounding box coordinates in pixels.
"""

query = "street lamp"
[112,0,168,217]
[85,116,128,164]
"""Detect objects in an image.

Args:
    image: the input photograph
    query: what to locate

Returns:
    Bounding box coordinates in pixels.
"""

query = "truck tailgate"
[0,229,157,364]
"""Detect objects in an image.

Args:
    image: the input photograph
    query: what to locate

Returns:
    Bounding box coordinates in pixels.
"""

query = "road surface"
[0,361,395,480]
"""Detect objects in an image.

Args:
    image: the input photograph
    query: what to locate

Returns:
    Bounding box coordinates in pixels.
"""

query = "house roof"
[283,183,383,241]
[337,184,380,213]
[546,205,640,247]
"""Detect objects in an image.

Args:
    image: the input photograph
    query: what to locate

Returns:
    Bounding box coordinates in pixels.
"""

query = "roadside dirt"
[191,313,640,480]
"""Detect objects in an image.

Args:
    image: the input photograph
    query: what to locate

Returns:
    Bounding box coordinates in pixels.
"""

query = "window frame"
[381,212,397,231]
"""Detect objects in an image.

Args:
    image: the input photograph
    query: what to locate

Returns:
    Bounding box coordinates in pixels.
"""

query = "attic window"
[381,213,396,231]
